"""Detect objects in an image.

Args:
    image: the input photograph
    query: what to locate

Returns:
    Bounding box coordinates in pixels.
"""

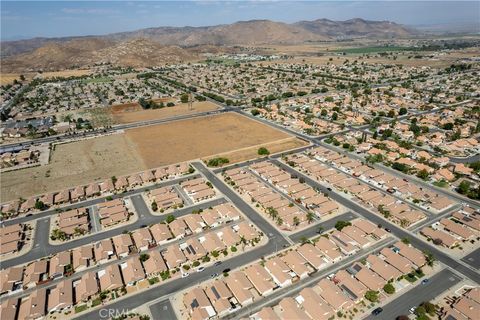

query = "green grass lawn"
[75,304,88,313]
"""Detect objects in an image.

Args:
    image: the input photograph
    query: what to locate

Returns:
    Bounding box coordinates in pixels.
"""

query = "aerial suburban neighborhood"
[0,1,479,320]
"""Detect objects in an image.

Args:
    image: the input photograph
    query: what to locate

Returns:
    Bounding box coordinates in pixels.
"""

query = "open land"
[1,113,305,201]
[110,100,219,124]
[1,134,145,202]
[125,112,306,168]
[0,69,92,85]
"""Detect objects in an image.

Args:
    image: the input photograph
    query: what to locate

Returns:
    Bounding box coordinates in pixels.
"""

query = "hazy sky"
[1,1,479,40]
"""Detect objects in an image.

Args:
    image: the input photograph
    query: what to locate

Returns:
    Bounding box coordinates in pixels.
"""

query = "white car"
[409,307,416,314]
[181,272,190,278]
[196,267,205,272]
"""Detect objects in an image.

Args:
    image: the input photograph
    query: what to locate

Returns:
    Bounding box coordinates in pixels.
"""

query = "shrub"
[383,283,395,294]
[258,147,270,156]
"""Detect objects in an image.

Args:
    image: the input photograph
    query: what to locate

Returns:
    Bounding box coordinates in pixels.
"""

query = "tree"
[335,220,351,231]
[34,200,46,210]
[180,93,189,103]
[293,216,300,227]
[417,169,430,180]
[383,283,395,294]
[306,212,315,224]
[332,112,338,121]
[387,109,395,118]
[207,157,229,167]
[258,147,270,156]
[151,201,158,212]
[457,181,471,195]
[139,253,150,262]
[399,107,407,115]
[421,301,436,315]
[251,109,260,116]
[165,214,176,224]
[364,290,379,302]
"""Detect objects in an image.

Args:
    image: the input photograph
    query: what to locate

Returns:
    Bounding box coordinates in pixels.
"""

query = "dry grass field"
[125,112,304,168]
[1,113,305,201]
[110,101,219,124]
[0,69,92,85]
[1,134,145,202]
[205,137,308,164]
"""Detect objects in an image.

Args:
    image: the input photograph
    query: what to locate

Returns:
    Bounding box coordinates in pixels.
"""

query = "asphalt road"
[0,109,224,153]
[75,229,288,320]
[461,247,480,270]
[318,140,480,210]
[288,211,357,243]
[271,158,480,284]
[225,237,396,320]
[191,162,290,244]
[2,173,200,227]
[364,268,462,320]
[149,299,177,320]
[0,197,226,269]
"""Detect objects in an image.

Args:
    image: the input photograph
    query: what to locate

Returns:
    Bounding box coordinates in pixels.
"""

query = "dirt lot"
[1,69,92,85]
[1,113,305,201]
[1,134,145,202]
[110,101,219,124]
[125,112,305,168]
[205,137,308,164]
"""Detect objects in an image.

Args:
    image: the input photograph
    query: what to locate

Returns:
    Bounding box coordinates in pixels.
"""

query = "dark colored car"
[222,268,231,273]
[371,307,383,316]
[385,228,391,233]
[213,261,222,266]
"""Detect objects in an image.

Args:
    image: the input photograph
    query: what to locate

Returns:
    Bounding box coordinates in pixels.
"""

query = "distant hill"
[1,38,198,72]
[0,18,417,72]
[294,18,415,38]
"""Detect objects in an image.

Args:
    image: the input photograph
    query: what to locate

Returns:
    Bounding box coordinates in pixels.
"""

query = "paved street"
[462,248,480,270]
[271,158,480,284]
[191,161,291,245]
[2,173,200,227]
[364,268,462,320]
[288,211,357,243]
[225,237,396,320]
[149,299,176,320]
[0,197,226,269]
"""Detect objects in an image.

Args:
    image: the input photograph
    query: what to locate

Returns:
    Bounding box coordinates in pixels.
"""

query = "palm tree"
[306,212,315,224]
[276,217,283,226]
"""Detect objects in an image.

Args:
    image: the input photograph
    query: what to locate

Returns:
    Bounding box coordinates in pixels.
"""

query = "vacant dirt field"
[1,69,92,85]
[205,137,309,164]
[1,134,145,202]
[125,112,302,168]
[1,113,305,201]
[110,101,219,124]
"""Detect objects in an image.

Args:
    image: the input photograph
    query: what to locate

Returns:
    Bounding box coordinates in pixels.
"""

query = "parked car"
[385,228,391,233]
[196,267,205,272]
[371,307,383,316]
[210,273,219,278]
[213,261,222,266]
[181,272,189,278]
[222,268,231,273]
[421,278,429,284]
[409,307,416,314]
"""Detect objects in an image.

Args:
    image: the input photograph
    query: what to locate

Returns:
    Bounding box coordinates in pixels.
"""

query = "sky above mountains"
[2,1,479,40]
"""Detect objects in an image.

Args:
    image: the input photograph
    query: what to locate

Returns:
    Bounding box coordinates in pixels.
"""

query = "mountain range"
[1,18,416,72]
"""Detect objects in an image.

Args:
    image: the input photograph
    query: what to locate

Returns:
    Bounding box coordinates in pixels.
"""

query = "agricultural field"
[110,100,219,124]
